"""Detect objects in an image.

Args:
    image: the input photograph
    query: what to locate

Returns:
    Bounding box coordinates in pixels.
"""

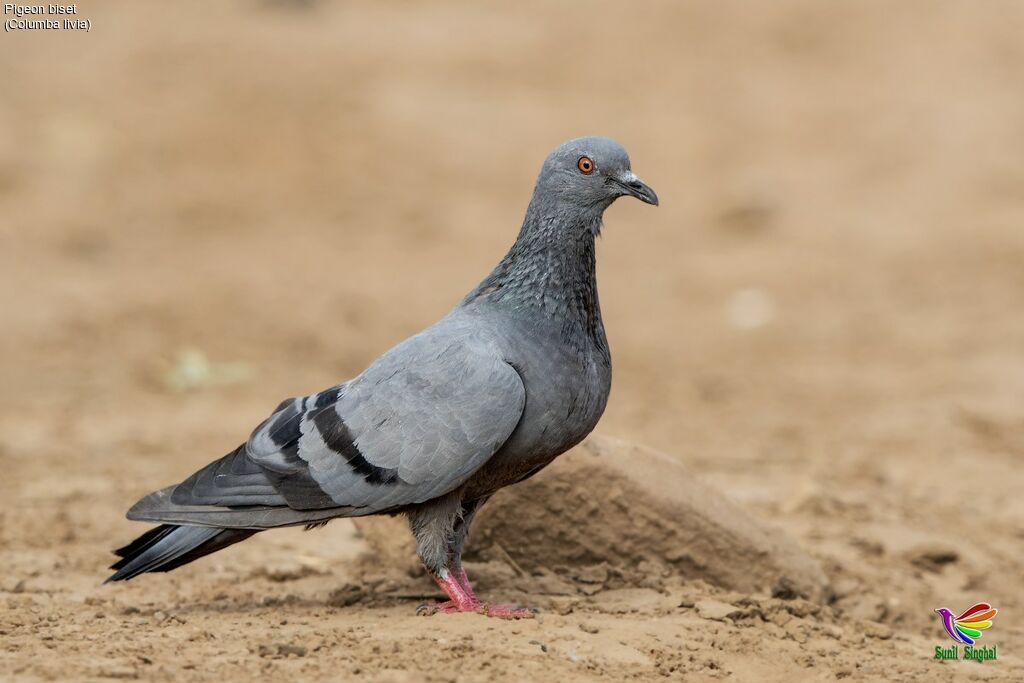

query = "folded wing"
[130,329,525,528]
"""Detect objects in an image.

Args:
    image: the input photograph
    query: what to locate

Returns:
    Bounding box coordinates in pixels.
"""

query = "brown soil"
[2,1,1024,681]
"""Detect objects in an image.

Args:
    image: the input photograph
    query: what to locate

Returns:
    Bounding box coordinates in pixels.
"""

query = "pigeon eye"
[577,156,595,174]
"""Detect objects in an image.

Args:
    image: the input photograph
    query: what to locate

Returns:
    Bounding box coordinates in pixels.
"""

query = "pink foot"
[416,568,536,619]
[417,570,482,616]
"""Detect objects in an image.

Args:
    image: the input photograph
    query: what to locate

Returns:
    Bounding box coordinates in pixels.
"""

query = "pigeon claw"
[416,599,485,617]
[422,567,535,618]
[415,600,535,619]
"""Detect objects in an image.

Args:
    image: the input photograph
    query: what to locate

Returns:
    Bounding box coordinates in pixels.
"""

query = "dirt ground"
[2,1,1024,681]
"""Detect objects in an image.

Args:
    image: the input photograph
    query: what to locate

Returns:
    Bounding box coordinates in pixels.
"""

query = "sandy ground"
[2,1,1024,680]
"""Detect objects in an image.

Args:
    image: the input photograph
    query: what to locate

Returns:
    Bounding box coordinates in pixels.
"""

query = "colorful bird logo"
[934,603,997,645]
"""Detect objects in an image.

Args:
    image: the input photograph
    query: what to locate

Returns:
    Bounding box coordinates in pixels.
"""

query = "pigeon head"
[469,136,658,308]
[532,136,659,215]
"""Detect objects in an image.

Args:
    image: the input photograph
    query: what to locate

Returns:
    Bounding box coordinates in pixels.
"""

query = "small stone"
[95,665,137,679]
[771,576,801,600]
[695,599,739,621]
[821,625,844,640]
[574,565,608,584]
[863,622,892,640]
[327,584,365,608]
[278,643,308,657]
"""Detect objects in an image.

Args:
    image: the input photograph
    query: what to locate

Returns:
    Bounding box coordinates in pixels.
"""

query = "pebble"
[695,599,739,621]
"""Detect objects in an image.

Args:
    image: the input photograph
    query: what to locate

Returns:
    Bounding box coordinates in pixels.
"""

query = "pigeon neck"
[465,206,607,351]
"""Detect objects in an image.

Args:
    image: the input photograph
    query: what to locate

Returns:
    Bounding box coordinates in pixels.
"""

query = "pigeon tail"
[106,524,257,582]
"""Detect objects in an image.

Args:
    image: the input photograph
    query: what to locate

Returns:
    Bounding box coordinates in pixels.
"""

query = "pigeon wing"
[146,326,525,523]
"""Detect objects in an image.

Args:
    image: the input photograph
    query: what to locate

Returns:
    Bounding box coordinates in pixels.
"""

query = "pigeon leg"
[417,567,484,615]
[451,564,475,594]
[416,497,535,619]
[417,565,534,618]
[448,498,485,595]
[410,493,480,615]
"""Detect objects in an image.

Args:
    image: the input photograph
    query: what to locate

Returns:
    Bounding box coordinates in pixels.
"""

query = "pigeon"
[107,136,658,618]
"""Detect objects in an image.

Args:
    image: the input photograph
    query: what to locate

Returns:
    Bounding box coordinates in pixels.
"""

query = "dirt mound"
[356,435,829,602]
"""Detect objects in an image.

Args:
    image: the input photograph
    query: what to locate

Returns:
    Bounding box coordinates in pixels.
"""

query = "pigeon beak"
[611,171,659,206]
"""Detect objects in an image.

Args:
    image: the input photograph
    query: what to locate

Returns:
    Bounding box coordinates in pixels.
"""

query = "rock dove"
[107,136,658,618]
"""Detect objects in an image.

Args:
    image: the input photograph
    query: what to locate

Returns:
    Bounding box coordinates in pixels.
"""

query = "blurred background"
[2,1,1022,679]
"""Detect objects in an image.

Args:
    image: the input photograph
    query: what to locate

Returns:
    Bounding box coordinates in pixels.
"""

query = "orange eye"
[577,156,595,174]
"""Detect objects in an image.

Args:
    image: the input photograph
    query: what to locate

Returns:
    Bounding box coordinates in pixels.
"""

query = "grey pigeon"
[107,136,658,618]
